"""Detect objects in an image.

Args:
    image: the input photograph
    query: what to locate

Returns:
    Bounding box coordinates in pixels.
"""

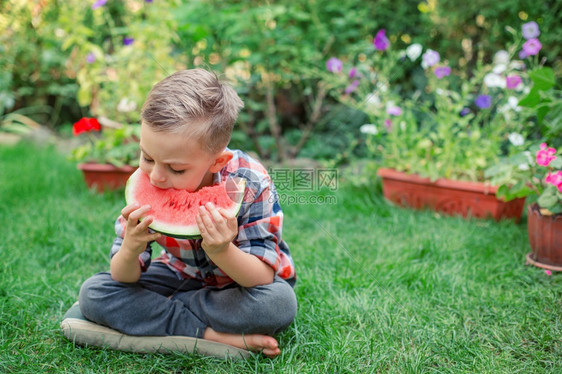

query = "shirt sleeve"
[234,170,290,276]
[110,215,153,272]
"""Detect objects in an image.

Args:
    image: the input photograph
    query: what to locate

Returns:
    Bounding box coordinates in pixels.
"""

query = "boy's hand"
[197,202,238,255]
[121,203,161,257]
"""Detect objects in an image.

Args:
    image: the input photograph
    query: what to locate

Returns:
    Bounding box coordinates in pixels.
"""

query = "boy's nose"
[150,166,166,184]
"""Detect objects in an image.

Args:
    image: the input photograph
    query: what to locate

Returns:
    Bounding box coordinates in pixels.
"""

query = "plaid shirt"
[110,149,296,288]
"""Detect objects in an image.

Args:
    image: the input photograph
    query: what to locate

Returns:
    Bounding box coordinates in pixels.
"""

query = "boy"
[79,69,297,358]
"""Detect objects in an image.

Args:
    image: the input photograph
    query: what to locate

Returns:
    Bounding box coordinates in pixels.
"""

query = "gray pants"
[79,262,297,338]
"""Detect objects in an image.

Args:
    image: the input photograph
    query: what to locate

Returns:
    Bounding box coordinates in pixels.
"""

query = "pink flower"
[536,143,557,167]
[374,29,390,51]
[522,38,542,56]
[545,270,552,276]
[386,106,402,116]
[326,57,343,73]
[344,80,360,94]
[506,75,522,90]
[92,0,107,10]
[384,119,392,131]
[545,171,562,192]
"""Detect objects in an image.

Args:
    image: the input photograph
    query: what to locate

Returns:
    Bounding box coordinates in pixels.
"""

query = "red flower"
[73,117,101,136]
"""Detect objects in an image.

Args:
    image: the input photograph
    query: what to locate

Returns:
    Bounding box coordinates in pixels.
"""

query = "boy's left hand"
[196,202,238,255]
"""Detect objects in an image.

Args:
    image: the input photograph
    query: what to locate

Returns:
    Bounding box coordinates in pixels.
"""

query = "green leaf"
[518,88,541,108]
[496,184,509,199]
[550,157,562,168]
[536,102,551,125]
[77,86,92,106]
[537,187,557,209]
[529,67,556,91]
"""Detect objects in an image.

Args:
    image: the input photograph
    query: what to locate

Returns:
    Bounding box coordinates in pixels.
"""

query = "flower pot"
[78,163,137,192]
[525,203,562,271]
[377,168,526,222]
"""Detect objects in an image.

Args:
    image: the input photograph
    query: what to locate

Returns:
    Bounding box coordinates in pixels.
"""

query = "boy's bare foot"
[203,327,281,357]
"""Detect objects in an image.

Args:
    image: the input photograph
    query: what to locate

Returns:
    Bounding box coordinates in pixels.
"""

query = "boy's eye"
[142,155,154,163]
[170,168,186,175]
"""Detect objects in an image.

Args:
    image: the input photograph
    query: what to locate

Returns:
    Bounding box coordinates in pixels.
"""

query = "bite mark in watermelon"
[125,169,246,239]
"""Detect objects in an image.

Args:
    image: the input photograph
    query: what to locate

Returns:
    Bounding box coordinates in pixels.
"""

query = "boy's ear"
[209,150,233,172]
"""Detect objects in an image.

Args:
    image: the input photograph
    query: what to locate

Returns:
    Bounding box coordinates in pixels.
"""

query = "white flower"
[406,43,423,61]
[421,49,440,69]
[517,163,530,171]
[484,73,506,88]
[507,96,521,112]
[508,132,524,146]
[492,64,507,74]
[377,82,388,92]
[365,93,381,107]
[509,60,526,70]
[117,97,137,113]
[493,50,510,65]
[360,124,378,135]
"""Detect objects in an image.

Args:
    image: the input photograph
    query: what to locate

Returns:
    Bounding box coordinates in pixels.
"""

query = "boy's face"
[139,123,229,191]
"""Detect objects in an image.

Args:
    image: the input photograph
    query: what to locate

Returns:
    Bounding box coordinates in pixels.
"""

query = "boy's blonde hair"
[141,69,244,154]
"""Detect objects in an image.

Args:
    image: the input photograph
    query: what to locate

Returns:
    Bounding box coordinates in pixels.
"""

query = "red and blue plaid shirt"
[111,149,296,288]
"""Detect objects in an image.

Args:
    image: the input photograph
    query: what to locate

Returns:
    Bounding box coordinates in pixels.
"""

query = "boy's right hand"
[120,203,161,256]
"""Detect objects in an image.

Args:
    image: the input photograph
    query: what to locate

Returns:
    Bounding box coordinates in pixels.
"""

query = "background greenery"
[2,143,561,373]
[1,0,560,161]
[2,3,561,372]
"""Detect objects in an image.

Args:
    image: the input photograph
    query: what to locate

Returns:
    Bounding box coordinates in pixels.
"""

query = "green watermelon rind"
[124,170,245,240]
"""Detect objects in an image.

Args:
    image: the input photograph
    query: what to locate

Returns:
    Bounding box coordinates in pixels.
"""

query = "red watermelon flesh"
[125,169,245,239]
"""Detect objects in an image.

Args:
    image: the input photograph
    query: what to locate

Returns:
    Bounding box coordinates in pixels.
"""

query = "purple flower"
[506,75,522,90]
[348,67,358,79]
[326,57,343,73]
[422,49,440,68]
[518,50,528,59]
[475,94,492,109]
[434,66,451,79]
[386,106,402,116]
[522,21,540,39]
[522,38,542,56]
[145,0,153,2]
[86,52,96,64]
[92,0,107,9]
[123,37,135,46]
[460,107,471,117]
[373,29,390,51]
[344,80,360,94]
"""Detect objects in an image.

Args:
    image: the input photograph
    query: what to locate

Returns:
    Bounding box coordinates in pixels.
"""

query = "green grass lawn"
[1,142,561,373]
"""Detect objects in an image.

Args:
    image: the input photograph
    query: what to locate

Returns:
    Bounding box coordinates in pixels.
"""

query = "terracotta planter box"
[377,168,526,222]
[526,203,562,271]
[78,163,137,192]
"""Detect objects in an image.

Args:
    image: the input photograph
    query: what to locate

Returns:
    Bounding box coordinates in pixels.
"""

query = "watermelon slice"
[125,169,246,239]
